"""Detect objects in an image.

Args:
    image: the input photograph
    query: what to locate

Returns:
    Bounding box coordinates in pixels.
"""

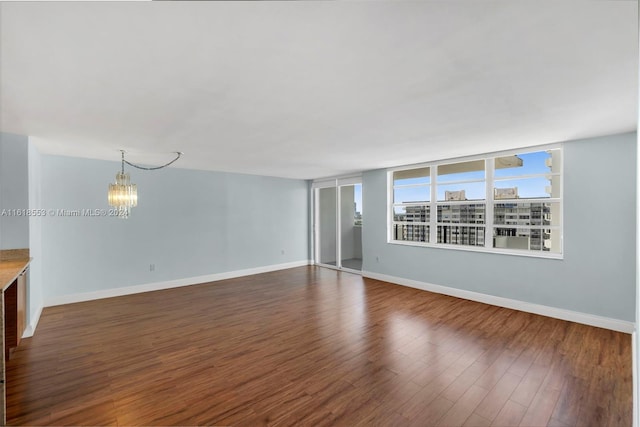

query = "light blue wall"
[362,132,636,322]
[0,132,29,249]
[40,155,309,299]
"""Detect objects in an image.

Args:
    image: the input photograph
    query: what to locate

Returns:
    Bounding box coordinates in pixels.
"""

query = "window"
[436,160,486,247]
[492,150,561,253]
[389,147,562,257]
[391,167,430,243]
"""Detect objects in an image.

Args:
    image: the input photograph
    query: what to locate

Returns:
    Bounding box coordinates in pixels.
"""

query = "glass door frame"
[312,175,362,273]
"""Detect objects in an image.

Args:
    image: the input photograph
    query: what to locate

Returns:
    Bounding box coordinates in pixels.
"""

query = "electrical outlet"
[281,249,285,255]
[376,256,379,263]
[150,263,155,272]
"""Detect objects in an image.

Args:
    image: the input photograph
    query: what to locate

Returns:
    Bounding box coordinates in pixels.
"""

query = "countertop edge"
[0,258,32,291]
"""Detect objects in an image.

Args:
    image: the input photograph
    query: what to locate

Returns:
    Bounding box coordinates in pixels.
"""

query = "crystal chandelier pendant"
[107,150,180,219]
[108,155,138,219]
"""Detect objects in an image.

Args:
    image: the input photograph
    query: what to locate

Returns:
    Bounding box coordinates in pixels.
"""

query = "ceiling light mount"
[123,151,183,171]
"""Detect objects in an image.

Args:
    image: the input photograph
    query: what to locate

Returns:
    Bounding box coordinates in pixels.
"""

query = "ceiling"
[0,1,637,180]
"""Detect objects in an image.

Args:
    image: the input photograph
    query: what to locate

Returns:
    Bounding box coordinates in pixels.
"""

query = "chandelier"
[108,150,182,219]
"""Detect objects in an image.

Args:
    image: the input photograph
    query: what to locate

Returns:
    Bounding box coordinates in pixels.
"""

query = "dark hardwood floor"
[6,266,632,426]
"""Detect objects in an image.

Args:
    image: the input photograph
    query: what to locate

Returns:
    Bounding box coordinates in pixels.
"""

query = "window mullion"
[388,171,394,242]
[430,167,437,244]
[485,158,494,249]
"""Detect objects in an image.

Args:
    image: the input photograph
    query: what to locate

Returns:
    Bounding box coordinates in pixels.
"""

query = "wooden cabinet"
[3,268,27,360]
[17,269,26,349]
[0,253,30,426]
[0,266,28,425]
[3,282,16,361]
[0,289,4,427]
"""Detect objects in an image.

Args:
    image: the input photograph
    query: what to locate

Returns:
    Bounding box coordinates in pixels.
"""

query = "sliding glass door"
[314,179,362,272]
[318,187,337,265]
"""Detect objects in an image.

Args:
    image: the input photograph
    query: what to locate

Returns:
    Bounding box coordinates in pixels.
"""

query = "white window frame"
[390,169,431,244]
[435,159,487,248]
[388,144,563,259]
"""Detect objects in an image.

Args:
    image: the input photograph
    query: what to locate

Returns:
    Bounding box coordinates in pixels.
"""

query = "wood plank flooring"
[6,266,632,426]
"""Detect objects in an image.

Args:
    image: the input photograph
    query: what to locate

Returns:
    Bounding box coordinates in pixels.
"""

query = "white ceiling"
[1,1,637,180]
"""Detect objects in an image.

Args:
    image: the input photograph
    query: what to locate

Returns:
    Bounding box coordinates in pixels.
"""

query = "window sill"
[387,240,563,260]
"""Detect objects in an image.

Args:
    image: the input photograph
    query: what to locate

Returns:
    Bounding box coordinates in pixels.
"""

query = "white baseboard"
[362,270,635,333]
[22,304,43,338]
[45,260,312,308]
[633,331,638,427]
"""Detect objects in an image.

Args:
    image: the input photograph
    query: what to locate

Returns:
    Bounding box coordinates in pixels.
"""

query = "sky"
[393,150,556,203]
[335,151,555,219]
[354,184,362,214]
